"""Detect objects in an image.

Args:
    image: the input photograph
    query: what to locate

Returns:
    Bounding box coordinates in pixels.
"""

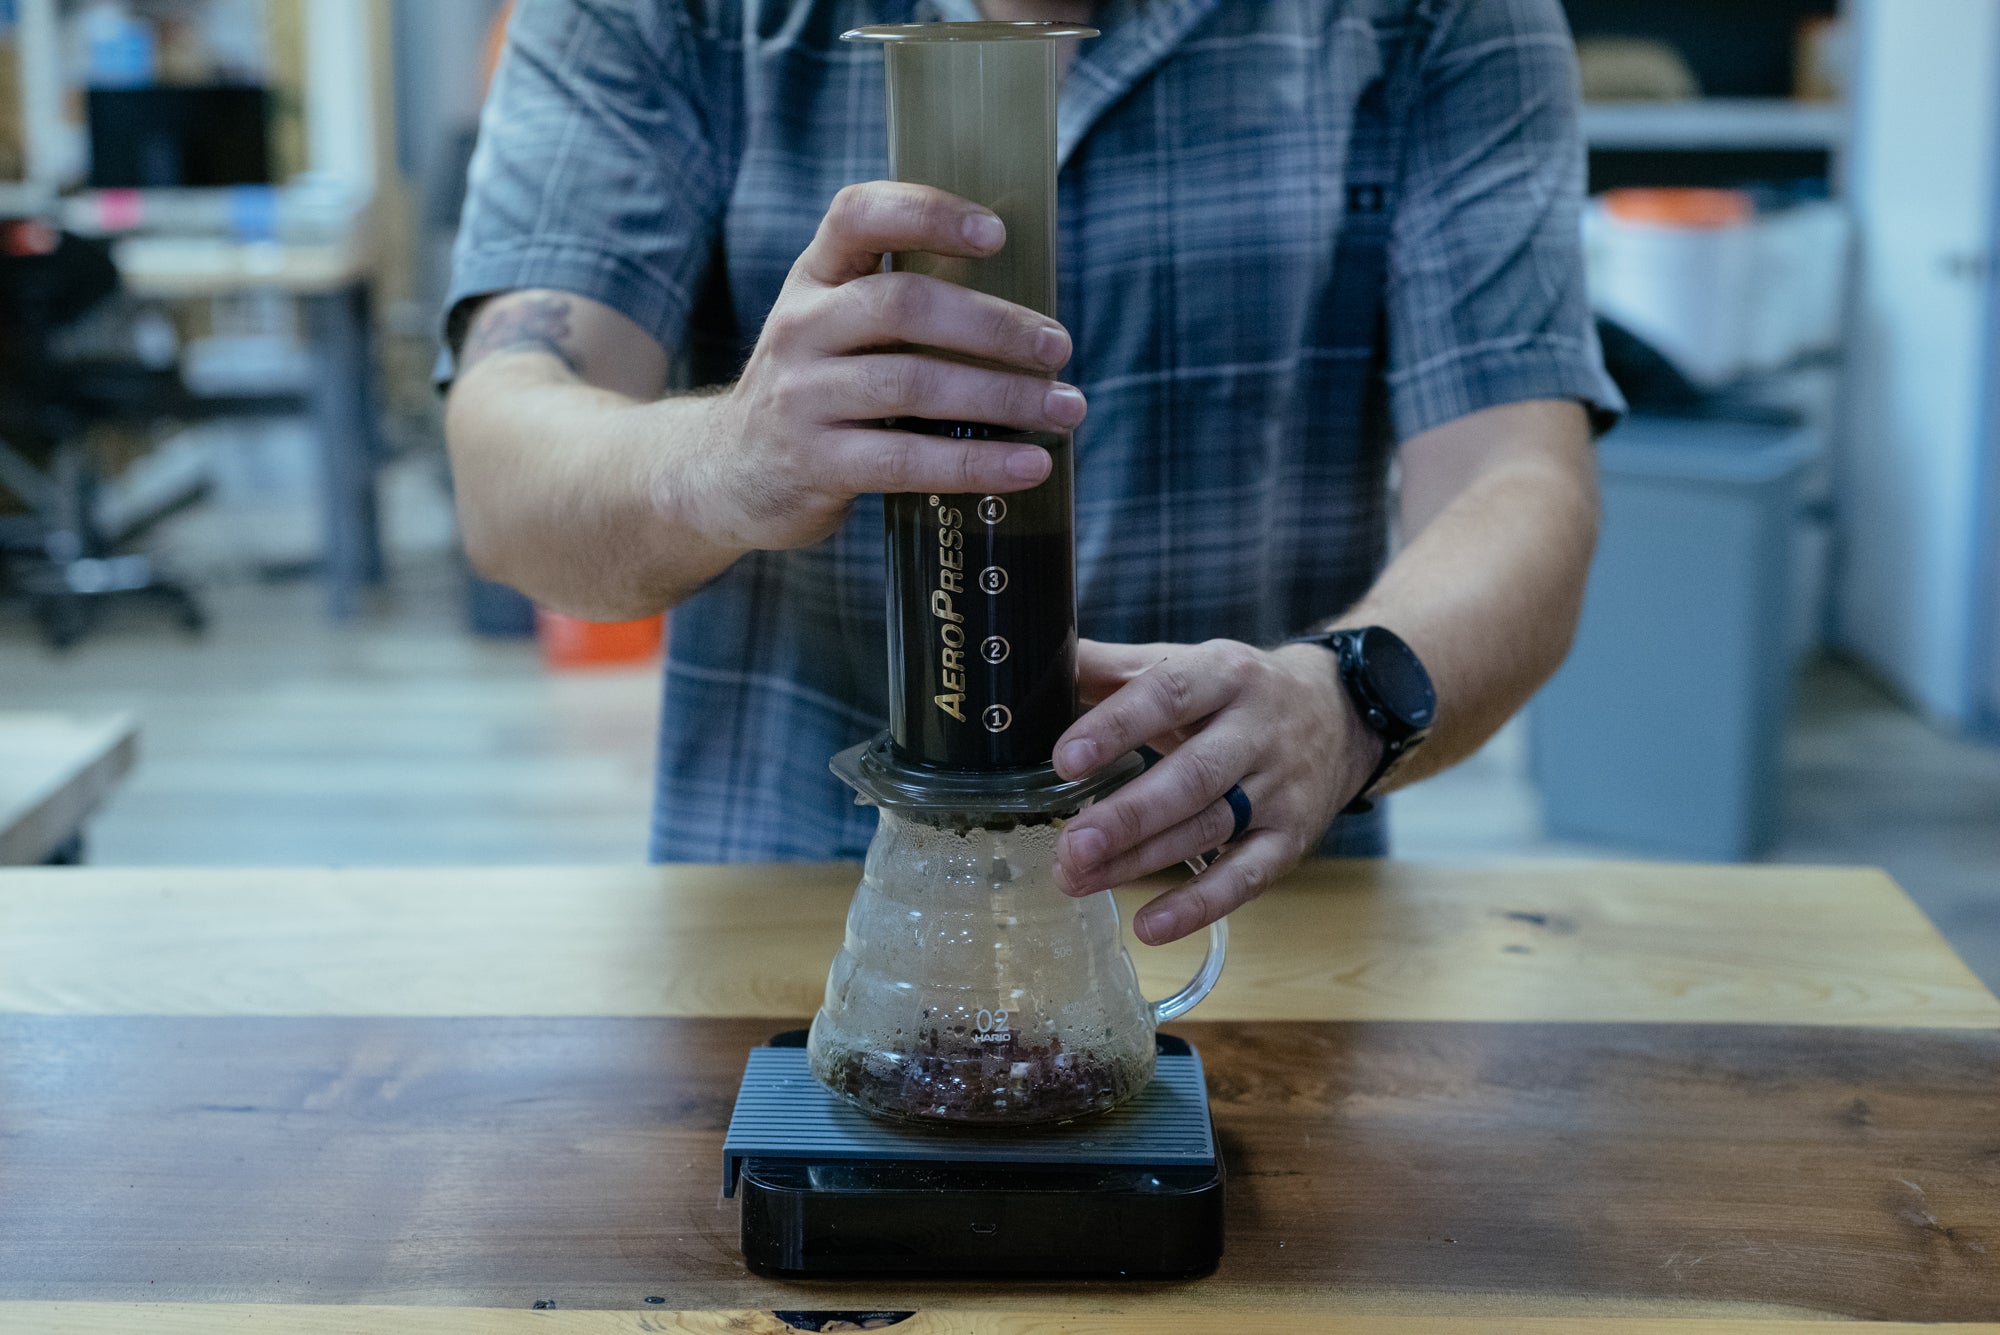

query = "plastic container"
[534,609,665,670]
[1744,200,1850,372]
[1585,189,1759,388]
[1585,190,1851,388]
[1529,416,1816,860]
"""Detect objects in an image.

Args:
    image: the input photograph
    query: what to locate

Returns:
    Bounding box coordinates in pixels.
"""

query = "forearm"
[444,354,746,619]
[1323,400,1599,788]
[441,189,1082,620]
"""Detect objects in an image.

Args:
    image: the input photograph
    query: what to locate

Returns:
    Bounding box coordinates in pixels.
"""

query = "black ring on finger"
[1223,783,1253,844]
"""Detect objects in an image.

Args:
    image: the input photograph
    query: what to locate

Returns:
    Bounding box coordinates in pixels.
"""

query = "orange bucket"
[1600,188,1754,229]
[535,610,666,670]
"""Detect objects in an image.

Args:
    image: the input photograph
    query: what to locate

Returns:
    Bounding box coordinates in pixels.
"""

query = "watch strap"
[1287,627,1431,816]
[1341,730,1421,815]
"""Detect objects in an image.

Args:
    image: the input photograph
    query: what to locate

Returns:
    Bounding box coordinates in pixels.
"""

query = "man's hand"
[446,180,1088,617]
[1042,399,1597,949]
[690,180,1085,552]
[1050,638,1382,946]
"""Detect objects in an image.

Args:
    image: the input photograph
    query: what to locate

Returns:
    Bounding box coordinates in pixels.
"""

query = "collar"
[906,0,1222,170]
[1057,0,1220,168]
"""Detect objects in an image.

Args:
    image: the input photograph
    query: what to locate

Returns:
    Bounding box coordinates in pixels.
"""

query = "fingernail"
[1034,326,1070,368]
[964,213,1004,251]
[1058,738,1097,775]
[1137,906,1180,944]
[1045,385,1086,427]
[1065,826,1107,871]
[1005,447,1049,483]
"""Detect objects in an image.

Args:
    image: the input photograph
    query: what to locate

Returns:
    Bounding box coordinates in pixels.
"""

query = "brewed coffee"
[806,814,1161,1125]
[817,1029,1147,1125]
[885,422,1076,772]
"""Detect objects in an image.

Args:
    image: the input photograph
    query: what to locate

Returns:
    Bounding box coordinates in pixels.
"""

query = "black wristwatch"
[1288,625,1436,815]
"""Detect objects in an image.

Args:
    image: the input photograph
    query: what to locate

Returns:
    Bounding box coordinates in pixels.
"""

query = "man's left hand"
[1051,638,1382,945]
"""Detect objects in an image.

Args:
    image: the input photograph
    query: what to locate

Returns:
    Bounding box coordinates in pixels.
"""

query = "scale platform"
[723,1032,1224,1279]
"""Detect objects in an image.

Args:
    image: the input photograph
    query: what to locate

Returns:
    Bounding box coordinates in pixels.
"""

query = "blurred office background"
[1,2,1996,983]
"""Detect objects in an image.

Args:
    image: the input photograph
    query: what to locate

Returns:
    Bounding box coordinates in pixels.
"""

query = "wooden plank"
[2,1307,1997,1334]
[2,1016,1995,1320]
[0,862,1992,1026]
[0,713,138,865]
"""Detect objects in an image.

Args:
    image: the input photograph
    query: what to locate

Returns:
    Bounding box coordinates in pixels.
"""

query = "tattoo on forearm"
[459,295,586,376]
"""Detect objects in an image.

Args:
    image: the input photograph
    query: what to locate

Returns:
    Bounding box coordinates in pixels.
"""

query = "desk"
[111,231,386,620]
[0,712,136,864]
[1,861,1996,1331]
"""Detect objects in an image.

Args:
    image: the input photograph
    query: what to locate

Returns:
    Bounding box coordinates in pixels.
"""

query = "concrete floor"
[4,450,1997,990]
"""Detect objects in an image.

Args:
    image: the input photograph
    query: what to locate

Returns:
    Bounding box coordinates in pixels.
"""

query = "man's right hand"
[447,182,1081,618]
[685,180,1085,553]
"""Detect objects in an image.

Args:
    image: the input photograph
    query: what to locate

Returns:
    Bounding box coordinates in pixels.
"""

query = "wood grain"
[2,1308,1997,1334]
[3,1015,1996,1321]
[0,861,1992,1026]
[0,713,138,865]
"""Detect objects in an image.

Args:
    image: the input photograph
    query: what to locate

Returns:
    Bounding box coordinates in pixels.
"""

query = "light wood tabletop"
[109,233,374,300]
[1,859,1996,1333]
[0,711,137,865]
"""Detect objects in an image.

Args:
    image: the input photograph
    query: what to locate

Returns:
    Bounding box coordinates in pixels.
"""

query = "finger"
[797,182,1004,287]
[827,354,1086,435]
[1132,828,1293,946]
[826,426,1053,496]
[1056,772,1252,897]
[1075,639,1176,697]
[1054,642,1247,780]
[1056,731,1255,887]
[818,272,1071,372]
[1076,641,1185,709]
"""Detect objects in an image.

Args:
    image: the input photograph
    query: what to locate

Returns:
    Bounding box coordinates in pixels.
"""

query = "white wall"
[1982,140,2000,736]
[14,0,76,186]
[304,0,375,188]
[1838,0,2000,727]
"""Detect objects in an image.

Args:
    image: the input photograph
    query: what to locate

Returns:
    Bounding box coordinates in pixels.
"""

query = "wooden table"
[0,712,137,864]
[2,860,1997,1332]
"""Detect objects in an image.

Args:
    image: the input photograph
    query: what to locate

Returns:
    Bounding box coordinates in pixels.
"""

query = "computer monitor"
[86,85,271,189]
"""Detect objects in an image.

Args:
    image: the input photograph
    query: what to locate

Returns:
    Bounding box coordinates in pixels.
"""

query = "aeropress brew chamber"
[829,20,1135,816]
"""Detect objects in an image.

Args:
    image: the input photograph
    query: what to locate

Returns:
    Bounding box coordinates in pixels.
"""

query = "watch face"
[1361,626,1436,728]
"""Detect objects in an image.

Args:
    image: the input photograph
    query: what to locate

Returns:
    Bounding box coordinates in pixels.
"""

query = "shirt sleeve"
[440,0,729,375]
[1383,0,1625,440]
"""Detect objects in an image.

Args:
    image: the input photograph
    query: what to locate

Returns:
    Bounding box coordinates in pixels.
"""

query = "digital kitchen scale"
[723,1032,1225,1279]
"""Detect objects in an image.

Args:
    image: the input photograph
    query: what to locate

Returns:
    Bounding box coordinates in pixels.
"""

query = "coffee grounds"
[819,1029,1149,1126]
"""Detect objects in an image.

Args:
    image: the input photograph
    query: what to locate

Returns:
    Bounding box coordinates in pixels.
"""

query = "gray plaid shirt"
[448,0,1623,862]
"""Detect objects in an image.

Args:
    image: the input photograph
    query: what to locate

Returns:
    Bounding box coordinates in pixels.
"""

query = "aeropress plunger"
[806,22,1228,1127]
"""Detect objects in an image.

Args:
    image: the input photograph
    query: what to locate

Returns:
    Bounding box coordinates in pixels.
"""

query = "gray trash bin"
[1529,416,1817,861]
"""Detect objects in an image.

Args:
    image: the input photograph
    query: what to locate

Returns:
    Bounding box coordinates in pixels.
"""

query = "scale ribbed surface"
[722,1047,1214,1195]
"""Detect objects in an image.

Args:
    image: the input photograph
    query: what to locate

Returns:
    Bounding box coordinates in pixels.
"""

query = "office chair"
[0,224,209,649]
